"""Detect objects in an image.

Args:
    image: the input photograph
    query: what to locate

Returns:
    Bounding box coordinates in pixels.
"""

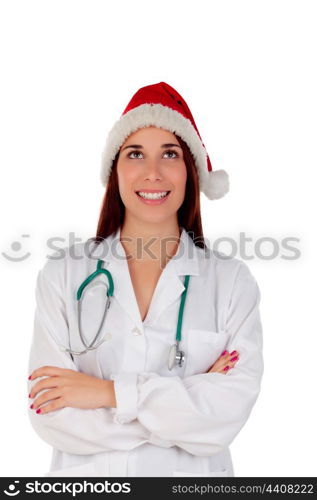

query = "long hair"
[91,133,207,250]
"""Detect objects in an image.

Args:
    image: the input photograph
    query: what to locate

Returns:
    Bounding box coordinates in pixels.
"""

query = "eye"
[163,149,180,159]
[127,150,143,159]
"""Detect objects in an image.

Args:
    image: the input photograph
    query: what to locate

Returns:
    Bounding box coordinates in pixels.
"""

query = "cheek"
[169,164,187,192]
[117,165,137,193]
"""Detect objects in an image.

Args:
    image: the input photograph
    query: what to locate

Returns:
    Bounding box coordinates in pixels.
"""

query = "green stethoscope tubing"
[77,259,114,300]
[72,259,190,364]
[176,274,190,342]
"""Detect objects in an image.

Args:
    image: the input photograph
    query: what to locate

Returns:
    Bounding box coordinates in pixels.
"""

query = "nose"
[144,159,162,181]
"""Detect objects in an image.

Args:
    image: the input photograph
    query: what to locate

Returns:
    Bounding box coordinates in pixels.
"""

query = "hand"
[28,366,116,414]
[206,350,239,374]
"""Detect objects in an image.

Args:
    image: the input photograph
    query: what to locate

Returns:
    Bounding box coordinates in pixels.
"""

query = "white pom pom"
[201,169,230,200]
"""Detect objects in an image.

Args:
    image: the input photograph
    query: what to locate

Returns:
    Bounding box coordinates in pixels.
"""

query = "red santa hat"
[100,81,229,200]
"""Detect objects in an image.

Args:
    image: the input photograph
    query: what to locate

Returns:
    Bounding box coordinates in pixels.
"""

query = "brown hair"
[91,133,207,250]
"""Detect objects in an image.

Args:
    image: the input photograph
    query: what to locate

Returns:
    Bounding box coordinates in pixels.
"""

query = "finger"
[209,352,239,371]
[208,356,239,373]
[33,397,65,415]
[221,362,235,374]
[221,356,240,373]
[221,350,238,359]
[29,366,66,381]
[31,388,63,413]
[215,351,235,366]
[220,356,239,372]
[29,377,59,399]
[220,352,239,365]
[221,365,231,374]
[228,354,239,364]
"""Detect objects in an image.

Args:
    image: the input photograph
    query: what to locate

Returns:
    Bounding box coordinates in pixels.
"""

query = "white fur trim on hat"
[100,103,229,200]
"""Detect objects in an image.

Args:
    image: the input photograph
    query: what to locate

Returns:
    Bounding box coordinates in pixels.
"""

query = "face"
[116,126,187,226]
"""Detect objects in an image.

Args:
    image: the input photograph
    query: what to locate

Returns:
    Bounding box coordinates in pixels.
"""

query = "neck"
[119,219,181,264]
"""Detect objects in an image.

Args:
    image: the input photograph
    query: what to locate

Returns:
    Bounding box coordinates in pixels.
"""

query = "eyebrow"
[121,143,182,152]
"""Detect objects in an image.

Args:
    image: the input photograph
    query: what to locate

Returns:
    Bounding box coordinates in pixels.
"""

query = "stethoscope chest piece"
[167,274,190,371]
[168,342,185,371]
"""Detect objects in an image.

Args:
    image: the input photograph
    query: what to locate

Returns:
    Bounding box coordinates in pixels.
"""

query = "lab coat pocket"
[172,469,229,477]
[44,461,97,477]
[184,329,230,376]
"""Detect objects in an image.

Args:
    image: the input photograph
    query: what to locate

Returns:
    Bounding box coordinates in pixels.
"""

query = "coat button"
[116,415,130,424]
[131,326,142,335]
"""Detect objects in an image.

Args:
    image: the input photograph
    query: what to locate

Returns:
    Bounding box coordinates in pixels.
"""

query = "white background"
[0,0,316,477]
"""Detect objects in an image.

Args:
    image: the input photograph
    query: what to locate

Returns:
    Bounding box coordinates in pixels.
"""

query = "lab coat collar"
[97,227,201,331]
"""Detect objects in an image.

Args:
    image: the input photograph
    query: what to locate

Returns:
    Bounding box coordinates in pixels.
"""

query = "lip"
[135,190,171,205]
[135,189,171,193]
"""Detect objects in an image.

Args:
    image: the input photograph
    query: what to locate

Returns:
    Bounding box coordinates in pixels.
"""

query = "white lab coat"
[27,226,264,477]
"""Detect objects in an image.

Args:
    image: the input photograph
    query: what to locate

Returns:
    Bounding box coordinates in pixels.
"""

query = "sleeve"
[27,260,150,455]
[110,261,264,456]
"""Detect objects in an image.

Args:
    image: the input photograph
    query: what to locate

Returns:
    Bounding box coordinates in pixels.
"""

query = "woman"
[27,82,264,477]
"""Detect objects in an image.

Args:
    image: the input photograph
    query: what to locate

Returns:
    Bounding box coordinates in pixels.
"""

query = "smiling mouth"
[135,191,171,199]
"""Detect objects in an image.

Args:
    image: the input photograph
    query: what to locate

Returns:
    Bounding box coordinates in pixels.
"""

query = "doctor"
[27,81,264,478]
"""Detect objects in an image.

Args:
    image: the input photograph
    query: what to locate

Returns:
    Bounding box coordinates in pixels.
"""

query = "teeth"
[137,191,169,199]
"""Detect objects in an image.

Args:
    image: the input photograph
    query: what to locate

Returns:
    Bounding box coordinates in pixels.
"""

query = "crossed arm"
[28,366,117,414]
[28,349,240,415]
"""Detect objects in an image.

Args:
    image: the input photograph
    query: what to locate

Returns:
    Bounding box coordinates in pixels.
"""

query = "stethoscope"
[60,259,190,371]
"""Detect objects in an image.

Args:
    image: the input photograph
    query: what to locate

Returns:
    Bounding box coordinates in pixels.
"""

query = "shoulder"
[195,244,245,276]
[36,238,106,289]
[196,244,261,297]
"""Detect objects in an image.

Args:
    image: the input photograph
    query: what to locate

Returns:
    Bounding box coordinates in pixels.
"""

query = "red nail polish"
[36,408,41,414]
[30,404,33,409]
[28,393,31,398]
[221,350,228,356]
[230,356,239,362]
[223,365,230,371]
[231,350,237,355]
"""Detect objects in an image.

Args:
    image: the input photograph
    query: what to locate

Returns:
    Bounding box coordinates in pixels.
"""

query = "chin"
[130,210,175,225]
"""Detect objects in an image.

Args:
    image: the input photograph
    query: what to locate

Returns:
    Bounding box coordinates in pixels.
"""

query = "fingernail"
[28,375,32,380]
[230,351,237,355]
[36,408,41,414]
[223,365,230,371]
[30,404,33,409]
[221,350,228,356]
[28,393,32,398]
[230,356,239,362]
